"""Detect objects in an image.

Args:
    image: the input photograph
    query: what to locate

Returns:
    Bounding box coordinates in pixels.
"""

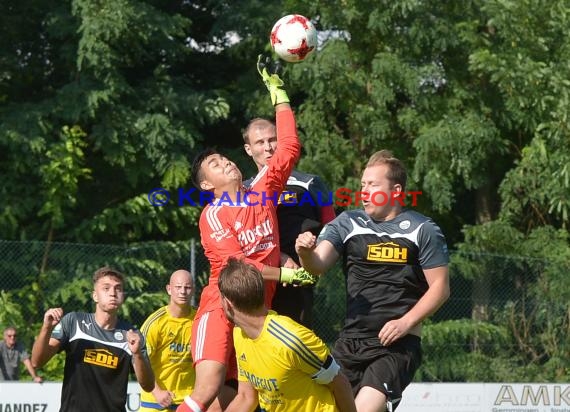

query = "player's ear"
[92,290,98,303]
[200,180,214,191]
[244,144,253,157]
[392,184,403,198]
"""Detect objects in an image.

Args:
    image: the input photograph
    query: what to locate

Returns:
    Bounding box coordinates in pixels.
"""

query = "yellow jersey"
[139,305,196,410]
[234,311,339,412]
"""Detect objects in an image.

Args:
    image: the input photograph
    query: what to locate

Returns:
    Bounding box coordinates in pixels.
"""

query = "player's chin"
[362,201,373,212]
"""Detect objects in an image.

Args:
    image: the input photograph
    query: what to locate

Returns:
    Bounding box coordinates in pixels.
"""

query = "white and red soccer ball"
[270,14,317,63]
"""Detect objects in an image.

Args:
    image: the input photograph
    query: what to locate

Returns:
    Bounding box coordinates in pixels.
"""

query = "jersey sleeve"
[284,323,331,377]
[309,175,336,225]
[417,219,449,269]
[317,212,351,256]
[200,206,265,274]
[251,108,300,198]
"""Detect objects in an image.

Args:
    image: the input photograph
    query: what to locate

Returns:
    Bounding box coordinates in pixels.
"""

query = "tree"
[0,0,231,244]
[281,0,570,380]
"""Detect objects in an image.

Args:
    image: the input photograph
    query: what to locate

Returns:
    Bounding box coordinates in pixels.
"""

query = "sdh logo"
[367,242,408,263]
[84,349,119,369]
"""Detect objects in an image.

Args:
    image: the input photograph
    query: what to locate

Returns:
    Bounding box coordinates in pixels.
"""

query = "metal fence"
[1,239,565,382]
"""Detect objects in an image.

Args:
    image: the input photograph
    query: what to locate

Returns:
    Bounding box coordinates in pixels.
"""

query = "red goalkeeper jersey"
[197,108,301,316]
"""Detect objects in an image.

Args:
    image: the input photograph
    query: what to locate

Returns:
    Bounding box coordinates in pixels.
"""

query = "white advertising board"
[399,383,570,412]
[0,382,569,411]
[0,382,141,412]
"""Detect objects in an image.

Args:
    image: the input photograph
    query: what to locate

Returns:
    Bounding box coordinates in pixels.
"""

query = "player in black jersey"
[243,118,336,327]
[32,266,154,412]
[295,150,450,412]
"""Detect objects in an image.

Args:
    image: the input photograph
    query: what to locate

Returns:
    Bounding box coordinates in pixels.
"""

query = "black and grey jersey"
[51,312,148,412]
[245,169,331,263]
[319,209,449,338]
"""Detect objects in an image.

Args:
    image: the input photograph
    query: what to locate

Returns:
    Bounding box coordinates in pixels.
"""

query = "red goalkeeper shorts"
[191,307,237,381]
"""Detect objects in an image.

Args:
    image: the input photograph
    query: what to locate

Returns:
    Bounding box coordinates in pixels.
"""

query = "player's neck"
[215,182,244,200]
[370,206,403,222]
[168,302,191,318]
[235,310,268,339]
[94,310,118,330]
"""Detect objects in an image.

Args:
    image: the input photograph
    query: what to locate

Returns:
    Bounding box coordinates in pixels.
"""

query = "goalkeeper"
[176,56,318,412]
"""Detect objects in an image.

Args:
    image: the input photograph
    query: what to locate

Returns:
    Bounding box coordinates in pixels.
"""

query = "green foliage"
[2,0,570,384]
[0,0,228,243]
[313,264,346,345]
[39,125,91,229]
[419,319,510,381]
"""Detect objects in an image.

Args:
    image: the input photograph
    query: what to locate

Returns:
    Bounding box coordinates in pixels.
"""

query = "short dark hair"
[93,266,124,285]
[191,148,219,189]
[218,258,265,313]
[366,150,407,191]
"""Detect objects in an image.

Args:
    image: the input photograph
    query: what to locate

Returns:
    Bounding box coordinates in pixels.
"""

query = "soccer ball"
[270,14,317,63]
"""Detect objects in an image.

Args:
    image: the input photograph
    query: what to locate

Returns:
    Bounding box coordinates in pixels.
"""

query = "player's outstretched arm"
[295,232,340,275]
[31,307,63,368]
[257,54,290,109]
[224,380,258,412]
[127,329,155,392]
[329,372,357,412]
[23,358,43,383]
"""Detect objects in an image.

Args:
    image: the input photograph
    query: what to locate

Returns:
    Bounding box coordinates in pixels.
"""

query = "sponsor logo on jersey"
[247,241,276,255]
[84,349,119,369]
[241,370,279,392]
[210,228,231,242]
[278,192,297,205]
[399,220,411,230]
[367,242,408,263]
[237,219,274,248]
[169,342,190,353]
[239,353,247,362]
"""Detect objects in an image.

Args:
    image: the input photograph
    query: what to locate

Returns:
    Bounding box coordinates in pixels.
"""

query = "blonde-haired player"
[219,258,356,412]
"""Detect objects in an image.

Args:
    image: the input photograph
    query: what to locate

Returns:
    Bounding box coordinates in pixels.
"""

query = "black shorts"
[332,334,422,411]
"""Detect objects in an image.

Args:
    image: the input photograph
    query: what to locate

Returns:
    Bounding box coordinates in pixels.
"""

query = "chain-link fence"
[1,239,567,382]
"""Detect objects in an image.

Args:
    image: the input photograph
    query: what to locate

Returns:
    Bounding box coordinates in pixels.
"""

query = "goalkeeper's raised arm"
[257,54,290,108]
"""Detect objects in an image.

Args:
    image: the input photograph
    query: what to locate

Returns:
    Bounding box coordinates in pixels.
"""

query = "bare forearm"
[31,326,55,368]
[296,237,339,275]
[403,279,450,327]
[297,251,326,274]
[260,265,281,281]
[224,394,257,412]
[23,359,39,379]
[330,374,357,412]
[132,354,154,392]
